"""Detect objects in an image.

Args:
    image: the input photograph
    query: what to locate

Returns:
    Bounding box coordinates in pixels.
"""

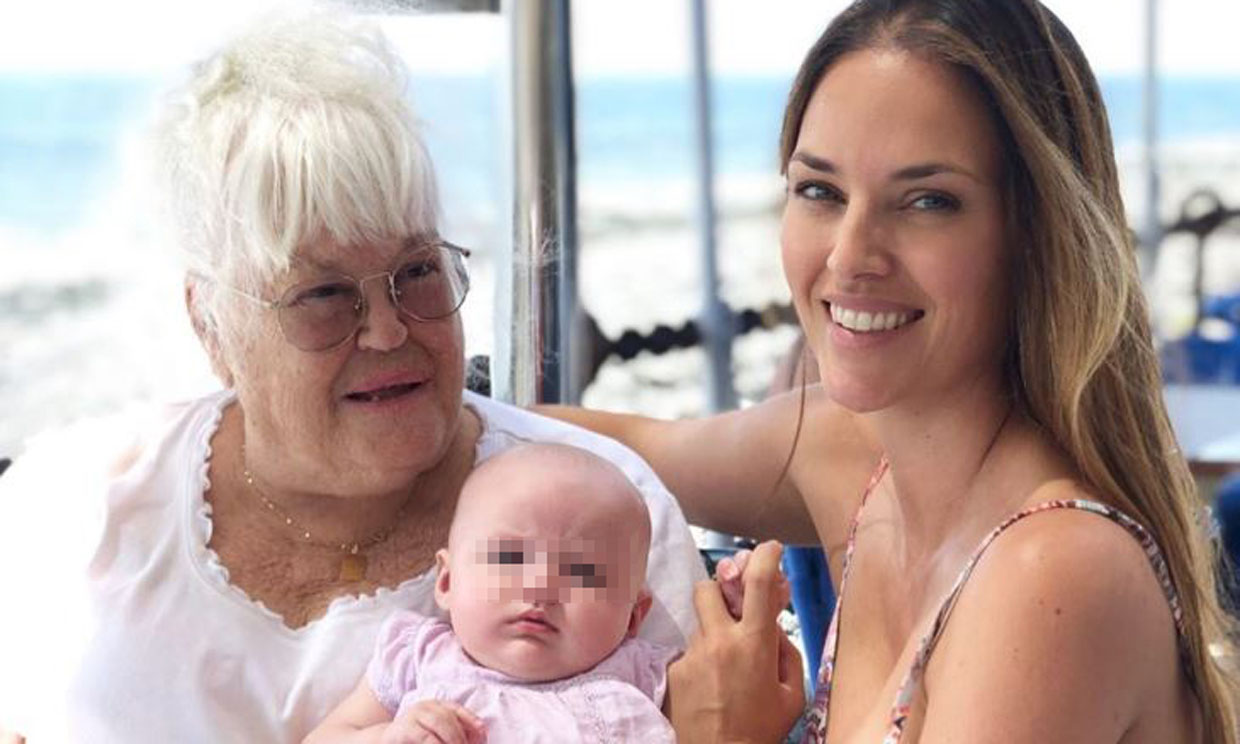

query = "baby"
[306,443,678,744]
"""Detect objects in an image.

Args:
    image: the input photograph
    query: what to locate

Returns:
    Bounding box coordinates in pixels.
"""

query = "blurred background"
[2,0,1239,461]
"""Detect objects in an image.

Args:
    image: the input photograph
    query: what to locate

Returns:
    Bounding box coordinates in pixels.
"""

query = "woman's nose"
[354,274,409,352]
[825,203,891,280]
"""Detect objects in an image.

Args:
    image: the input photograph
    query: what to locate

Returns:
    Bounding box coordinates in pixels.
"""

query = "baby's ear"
[433,548,452,611]
[625,588,654,638]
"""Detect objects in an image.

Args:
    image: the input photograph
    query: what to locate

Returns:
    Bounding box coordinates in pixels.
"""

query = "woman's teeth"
[346,383,419,402]
[830,305,916,332]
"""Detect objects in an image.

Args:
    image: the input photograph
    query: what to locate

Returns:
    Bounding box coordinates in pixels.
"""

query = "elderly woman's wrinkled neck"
[202,397,481,629]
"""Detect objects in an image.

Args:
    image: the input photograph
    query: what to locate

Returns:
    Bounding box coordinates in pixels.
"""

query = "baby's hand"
[715,549,790,619]
[381,700,486,744]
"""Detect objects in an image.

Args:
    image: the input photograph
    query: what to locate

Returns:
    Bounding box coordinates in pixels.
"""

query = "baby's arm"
[302,678,393,744]
[303,678,485,744]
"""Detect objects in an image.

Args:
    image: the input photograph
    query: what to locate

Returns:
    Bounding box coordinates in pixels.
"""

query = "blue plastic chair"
[1213,472,1240,598]
[783,546,835,694]
[1162,293,1240,384]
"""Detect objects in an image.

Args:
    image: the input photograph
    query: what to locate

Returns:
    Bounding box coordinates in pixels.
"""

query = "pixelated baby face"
[434,446,652,682]
[475,536,635,603]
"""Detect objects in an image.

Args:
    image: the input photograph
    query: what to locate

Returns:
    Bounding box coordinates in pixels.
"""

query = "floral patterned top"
[801,457,1187,744]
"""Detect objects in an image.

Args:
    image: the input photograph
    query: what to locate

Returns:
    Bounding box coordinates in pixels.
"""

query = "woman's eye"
[908,192,960,212]
[792,181,842,203]
[292,282,354,305]
[397,257,440,282]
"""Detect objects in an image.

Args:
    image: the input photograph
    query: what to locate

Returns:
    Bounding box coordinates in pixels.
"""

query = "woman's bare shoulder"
[921,488,1182,741]
[964,482,1179,647]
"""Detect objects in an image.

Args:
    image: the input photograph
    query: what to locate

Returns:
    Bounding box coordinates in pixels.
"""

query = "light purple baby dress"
[367,610,679,743]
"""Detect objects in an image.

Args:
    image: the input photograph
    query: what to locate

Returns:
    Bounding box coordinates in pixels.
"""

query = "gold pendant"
[339,553,367,582]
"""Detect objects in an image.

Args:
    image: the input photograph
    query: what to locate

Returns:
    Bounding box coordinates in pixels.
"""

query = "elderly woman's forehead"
[287,233,435,273]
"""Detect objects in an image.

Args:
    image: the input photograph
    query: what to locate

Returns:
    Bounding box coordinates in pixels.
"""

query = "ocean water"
[8,74,1240,237]
[2,73,1240,455]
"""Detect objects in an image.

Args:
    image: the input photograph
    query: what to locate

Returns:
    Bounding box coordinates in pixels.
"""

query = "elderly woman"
[0,13,701,742]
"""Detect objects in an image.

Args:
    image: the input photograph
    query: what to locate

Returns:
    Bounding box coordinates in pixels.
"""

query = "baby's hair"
[452,443,651,559]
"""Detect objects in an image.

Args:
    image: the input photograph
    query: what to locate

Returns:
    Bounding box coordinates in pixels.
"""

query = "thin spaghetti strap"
[801,456,889,744]
[878,499,1188,743]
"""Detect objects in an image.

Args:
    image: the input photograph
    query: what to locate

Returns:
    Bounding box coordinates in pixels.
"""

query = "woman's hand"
[717,548,799,684]
[667,541,804,744]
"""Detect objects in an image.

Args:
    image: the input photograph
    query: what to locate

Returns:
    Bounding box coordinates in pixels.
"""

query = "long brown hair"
[779,1,1238,739]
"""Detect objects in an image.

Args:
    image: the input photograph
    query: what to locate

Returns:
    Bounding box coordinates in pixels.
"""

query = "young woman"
[545,1,1238,741]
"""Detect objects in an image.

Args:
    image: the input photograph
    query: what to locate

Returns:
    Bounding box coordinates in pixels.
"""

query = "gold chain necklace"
[240,444,411,582]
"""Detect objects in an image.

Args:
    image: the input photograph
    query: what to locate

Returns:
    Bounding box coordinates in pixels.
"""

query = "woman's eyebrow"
[793,151,977,179]
[891,162,982,183]
[402,233,440,251]
[791,152,983,185]
[789,151,836,173]
[290,239,434,278]
[285,253,341,276]
[306,258,341,273]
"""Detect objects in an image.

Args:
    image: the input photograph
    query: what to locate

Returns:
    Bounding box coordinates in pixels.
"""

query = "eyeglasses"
[225,240,471,352]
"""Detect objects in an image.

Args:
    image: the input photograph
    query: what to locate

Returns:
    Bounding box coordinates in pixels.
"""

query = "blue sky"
[1,1,1237,77]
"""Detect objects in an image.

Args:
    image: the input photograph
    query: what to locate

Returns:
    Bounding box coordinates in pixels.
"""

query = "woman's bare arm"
[538,386,878,545]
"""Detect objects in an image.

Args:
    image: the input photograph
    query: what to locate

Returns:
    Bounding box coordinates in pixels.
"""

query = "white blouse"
[0,390,704,742]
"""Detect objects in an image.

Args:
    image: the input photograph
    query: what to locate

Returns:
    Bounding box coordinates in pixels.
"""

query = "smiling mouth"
[828,303,923,333]
[344,382,422,403]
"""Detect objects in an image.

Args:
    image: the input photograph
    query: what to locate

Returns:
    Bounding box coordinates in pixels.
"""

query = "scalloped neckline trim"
[184,391,492,635]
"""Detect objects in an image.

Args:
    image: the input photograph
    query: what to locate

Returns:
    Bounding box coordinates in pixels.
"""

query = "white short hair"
[156,10,440,331]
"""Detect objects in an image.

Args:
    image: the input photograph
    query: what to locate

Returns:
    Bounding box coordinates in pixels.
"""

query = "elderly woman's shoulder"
[5,393,223,487]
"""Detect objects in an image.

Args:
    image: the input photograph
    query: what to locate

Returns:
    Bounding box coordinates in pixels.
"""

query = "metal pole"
[1140,0,1161,276]
[552,5,584,404]
[495,0,579,405]
[688,0,736,412]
